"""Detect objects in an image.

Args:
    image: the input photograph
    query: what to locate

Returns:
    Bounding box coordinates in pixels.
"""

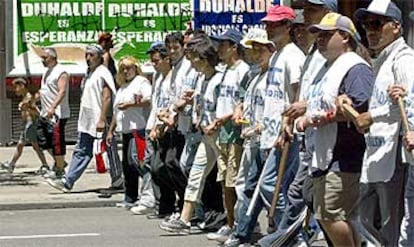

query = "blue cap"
[307,0,338,12]
[410,11,414,22]
[146,41,164,54]
[211,29,243,44]
[355,0,401,22]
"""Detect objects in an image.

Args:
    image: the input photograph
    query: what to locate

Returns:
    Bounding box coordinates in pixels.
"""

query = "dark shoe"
[146,212,171,220]
[159,219,190,235]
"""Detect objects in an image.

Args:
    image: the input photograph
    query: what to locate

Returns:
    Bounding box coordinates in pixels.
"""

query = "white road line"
[0,233,100,240]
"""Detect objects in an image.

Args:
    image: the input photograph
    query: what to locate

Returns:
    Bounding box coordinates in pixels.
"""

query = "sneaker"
[163,212,181,222]
[43,169,65,179]
[1,161,15,173]
[223,233,242,247]
[207,225,232,242]
[115,201,136,209]
[46,178,70,193]
[146,212,171,220]
[36,165,50,175]
[159,219,190,235]
[130,205,154,215]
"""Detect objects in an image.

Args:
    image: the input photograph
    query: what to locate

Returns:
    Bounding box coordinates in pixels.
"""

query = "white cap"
[240,28,275,48]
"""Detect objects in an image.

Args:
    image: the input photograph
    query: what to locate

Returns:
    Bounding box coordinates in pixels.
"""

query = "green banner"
[16,0,192,63]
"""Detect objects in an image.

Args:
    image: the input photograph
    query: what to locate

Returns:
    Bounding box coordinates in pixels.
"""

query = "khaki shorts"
[217,143,243,187]
[312,171,360,221]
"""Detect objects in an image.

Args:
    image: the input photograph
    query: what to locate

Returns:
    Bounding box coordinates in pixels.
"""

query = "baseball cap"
[146,41,164,54]
[309,12,360,42]
[261,5,296,23]
[355,0,402,22]
[306,0,338,12]
[241,28,275,48]
[409,11,414,21]
[211,28,243,44]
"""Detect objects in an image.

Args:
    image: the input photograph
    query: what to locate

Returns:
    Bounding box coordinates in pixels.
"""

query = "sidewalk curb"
[0,199,121,211]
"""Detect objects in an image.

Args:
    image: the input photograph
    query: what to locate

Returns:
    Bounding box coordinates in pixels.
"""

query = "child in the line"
[1,78,49,173]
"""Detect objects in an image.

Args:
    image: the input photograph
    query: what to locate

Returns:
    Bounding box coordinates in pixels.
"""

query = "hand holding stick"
[397,97,414,158]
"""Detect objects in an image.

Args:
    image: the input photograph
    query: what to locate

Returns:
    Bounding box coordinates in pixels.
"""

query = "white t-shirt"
[40,64,70,119]
[299,48,325,102]
[78,65,117,137]
[154,70,174,126]
[170,57,192,132]
[216,60,250,119]
[146,72,163,130]
[200,71,225,128]
[260,43,305,149]
[177,67,200,133]
[242,71,267,146]
[113,75,152,133]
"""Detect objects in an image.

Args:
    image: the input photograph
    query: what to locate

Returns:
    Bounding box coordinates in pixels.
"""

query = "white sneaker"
[46,178,70,193]
[115,201,135,209]
[130,205,154,215]
[164,212,181,222]
[1,161,15,173]
[207,225,232,242]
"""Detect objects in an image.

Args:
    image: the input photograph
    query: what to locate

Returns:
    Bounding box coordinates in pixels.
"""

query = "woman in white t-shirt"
[107,56,152,205]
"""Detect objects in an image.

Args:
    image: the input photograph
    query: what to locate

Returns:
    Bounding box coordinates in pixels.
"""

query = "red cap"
[261,5,296,23]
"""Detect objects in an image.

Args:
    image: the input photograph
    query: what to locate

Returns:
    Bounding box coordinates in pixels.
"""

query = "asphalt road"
[0,208,218,247]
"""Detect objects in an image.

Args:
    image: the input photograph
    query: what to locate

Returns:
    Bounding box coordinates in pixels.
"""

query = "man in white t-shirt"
[207,28,249,240]
[225,5,305,247]
[47,44,117,192]
[38,48,70,178]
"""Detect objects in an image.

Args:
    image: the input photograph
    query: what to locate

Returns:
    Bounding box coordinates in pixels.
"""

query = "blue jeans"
[258,151,310,247]
[65,132,95,189]
[236,141,300,242]
[235,145,259,222]
[400,165,414,247]
[179,131,202,176]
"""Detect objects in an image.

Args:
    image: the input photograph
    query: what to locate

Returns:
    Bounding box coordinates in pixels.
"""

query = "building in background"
[0,0,412,144]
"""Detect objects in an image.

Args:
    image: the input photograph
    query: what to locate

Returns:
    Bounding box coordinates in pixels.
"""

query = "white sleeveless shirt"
[78,65,116,137]
[40,64,70,119]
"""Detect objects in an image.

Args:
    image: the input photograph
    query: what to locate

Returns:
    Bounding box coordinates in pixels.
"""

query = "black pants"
[121,131,144,203]
[151,129,187,214]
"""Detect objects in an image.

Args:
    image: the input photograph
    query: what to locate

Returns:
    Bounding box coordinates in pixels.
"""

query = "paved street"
[0,146,328,247]
[0,207,216,247]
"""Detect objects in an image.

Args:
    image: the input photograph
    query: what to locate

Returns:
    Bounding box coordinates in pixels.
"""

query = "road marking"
[0,233,100,240]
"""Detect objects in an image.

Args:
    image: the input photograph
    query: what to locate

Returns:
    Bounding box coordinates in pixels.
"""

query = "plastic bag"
[93,134,110,173]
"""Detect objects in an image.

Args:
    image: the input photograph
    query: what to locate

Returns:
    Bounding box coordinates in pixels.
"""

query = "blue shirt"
[332,63,374,173]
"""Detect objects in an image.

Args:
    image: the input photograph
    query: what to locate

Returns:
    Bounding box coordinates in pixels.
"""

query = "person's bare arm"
[47,72,69,118]
[97,84,112,132]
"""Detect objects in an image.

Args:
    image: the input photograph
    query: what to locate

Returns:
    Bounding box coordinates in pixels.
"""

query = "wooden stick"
[397,97,414,158]
[268,141,290,222]
[342,103,359,120]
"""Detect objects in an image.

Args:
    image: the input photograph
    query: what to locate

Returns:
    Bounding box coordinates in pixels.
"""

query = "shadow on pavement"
[0,171,39,186]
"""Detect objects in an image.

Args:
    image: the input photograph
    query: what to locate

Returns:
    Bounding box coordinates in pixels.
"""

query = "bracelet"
[326,111,335,122]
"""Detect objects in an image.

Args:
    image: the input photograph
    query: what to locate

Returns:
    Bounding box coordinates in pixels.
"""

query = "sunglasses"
[361,19,393,31]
